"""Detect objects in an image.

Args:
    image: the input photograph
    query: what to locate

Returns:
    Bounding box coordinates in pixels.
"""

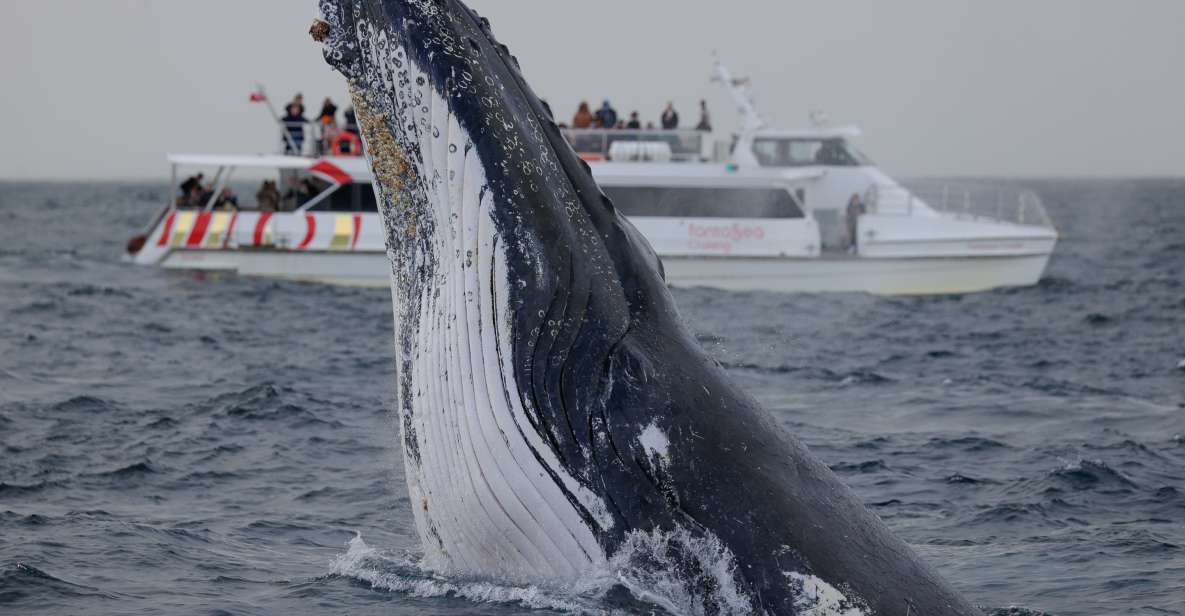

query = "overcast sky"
[2,0,1183,180]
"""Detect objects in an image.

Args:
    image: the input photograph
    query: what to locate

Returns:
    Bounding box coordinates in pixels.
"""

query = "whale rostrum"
[316,1,981,613]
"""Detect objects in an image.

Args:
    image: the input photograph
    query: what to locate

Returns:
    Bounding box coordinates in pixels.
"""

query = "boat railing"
[561,128,709,162]
[866,183,1053,228]
[277,121,364,157]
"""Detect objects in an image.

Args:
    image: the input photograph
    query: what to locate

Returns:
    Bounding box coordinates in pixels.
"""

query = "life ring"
[330,132,363,156]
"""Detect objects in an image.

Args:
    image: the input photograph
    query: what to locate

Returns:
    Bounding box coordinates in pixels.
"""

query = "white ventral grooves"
[357,23,613,587]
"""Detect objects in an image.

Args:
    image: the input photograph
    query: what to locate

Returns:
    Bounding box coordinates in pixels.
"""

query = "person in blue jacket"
[595,100,618,129]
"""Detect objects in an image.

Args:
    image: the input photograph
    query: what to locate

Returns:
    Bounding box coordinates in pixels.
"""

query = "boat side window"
[752,138,871,168]
[604,186,803,219]
[310,183,379,212]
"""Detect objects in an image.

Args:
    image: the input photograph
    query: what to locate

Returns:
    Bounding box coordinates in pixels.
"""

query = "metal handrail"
[277,121,362,157]
[866,183,1053,228]
[561,128,709,161]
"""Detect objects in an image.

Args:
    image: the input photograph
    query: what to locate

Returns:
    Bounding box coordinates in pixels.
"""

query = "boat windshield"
[751,138,872,168]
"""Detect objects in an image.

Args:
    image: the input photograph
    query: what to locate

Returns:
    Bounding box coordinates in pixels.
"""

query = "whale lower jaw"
[346,30,613,583]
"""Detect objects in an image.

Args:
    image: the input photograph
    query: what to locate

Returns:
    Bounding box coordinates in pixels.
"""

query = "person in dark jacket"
[282,103,308,155]
[660,102,679,129]
[318,98,338,126]
[595,100,618,130]
[343,107,358,136]
[214,188,240,211]
[626,111,642,129]
[179,173,204,199]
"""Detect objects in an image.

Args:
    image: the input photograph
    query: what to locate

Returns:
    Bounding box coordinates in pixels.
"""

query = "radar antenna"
[711,54,765,167]
[809,109,832,128]
[711,54,765,136]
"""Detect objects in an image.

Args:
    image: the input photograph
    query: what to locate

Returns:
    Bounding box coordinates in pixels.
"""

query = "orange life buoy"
[330,132,363,156]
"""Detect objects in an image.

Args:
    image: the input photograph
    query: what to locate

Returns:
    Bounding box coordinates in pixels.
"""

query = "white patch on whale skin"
[638,422,671,466]
[785,572,871,616]
[346,16,612,586]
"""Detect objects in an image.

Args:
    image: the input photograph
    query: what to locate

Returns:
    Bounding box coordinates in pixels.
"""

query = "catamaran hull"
[663,251,1054,295]
[150,248,1052,295]
[158,249,390,287]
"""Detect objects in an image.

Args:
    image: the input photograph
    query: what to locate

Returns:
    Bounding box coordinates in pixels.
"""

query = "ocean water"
[0,178,1183,615]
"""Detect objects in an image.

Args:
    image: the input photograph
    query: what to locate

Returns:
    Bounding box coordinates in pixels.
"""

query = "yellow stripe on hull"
[205,213,231,248]
[329,215,354,250]
[172,212,195,247]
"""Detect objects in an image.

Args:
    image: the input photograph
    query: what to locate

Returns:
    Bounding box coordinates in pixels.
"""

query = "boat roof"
[166,154,373,176]
[752,126,863,139]
[593,163,825,188]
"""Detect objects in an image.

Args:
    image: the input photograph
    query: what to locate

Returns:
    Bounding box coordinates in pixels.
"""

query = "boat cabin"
[164,154,378,214]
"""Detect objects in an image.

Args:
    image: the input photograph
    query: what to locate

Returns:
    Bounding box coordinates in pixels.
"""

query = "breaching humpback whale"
[315,1,980,613]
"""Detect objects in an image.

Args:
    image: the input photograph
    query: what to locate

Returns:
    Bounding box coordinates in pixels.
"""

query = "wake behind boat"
[126,63,1057,295]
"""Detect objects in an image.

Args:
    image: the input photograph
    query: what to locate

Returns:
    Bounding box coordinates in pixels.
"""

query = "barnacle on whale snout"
[309,19,332,43]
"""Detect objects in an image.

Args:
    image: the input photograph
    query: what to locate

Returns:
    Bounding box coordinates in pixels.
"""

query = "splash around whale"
[314,0,981,613]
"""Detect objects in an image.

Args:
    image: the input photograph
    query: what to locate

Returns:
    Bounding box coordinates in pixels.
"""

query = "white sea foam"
[330,534,605,613]
[610,527,757,616]
[332,530,762,615]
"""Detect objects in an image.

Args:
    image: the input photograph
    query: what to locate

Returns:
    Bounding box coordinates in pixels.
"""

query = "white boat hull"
[662,253,1052,295]
[153,248,1052,295]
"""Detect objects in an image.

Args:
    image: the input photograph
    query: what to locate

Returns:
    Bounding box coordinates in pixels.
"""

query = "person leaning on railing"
[572,101,594,129]
[661,102,679,130]
[281,103,308,155]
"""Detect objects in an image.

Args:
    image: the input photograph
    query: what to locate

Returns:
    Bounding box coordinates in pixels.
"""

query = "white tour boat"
[127,64,1057,295]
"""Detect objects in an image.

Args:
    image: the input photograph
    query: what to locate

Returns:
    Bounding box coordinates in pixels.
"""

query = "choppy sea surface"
[1,178,1183,615]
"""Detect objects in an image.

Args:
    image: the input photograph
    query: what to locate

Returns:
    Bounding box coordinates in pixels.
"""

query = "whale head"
[315,1,981,614]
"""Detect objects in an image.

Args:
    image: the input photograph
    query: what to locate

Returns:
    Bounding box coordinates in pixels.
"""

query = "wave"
[716,362,893,385]
[830,460,890,475]
[1048,459,1137,491]
[945,473,999,485]
[0,563,118,603]
[87,461,158,479]
[49,395,116,414]
[65,284,133,299]
[0,480,62,498]
[926,436,1010,452]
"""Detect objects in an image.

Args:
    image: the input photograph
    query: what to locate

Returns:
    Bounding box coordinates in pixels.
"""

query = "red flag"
[249,90,267,103]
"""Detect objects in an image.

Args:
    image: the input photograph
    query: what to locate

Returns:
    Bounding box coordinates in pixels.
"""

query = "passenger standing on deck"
[179,173,204,206]
[289,93,306,116]
[343,107,358,137]
[572,101,594,129]
[282,103,308,155]
[595,100,618,130]
[846,193,867,254]
[318,98,338,126]
[696,99,713,131]
[317,98,339,155]
[661,102,679,129]
[626,111,642,130]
